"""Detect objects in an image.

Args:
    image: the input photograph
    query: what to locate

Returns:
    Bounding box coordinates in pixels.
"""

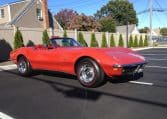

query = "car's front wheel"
[76,58,105,88]
[17,56,32,76]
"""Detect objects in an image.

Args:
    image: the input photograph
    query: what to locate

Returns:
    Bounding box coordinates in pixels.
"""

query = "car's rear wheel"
[17,56,32,76]
[76,58,105,88]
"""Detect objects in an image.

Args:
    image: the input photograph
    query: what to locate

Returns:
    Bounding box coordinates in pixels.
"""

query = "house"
[146,28,160,36]
[116,24,139,34]
[0,0,63,30]
[153,28,160,36]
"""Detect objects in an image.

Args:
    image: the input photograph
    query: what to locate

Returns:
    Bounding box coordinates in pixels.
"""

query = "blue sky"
[1,0,167,29]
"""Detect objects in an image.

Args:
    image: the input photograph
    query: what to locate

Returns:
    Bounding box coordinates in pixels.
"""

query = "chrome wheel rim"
[18,60,27,74]
[79,64,95,83]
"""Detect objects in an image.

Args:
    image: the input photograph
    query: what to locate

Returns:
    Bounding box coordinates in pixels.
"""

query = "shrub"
[139,35,144,47]
[63,29,67,37]
[110,34,115,47]
[101,33,108,47]
[118,34,124,47]
[128,35,133,48]
[78,32,88,47]
[42,30,50,46]
[134,35,138,47]
[144,35,148,46]
[27,40,35,46]
[14,27,24,49]
[90,33,98,47]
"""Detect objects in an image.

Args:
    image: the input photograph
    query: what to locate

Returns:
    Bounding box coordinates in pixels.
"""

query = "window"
[0,9,4,18]
[36,8,42,20]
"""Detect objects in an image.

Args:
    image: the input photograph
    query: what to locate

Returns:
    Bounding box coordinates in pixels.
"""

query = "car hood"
[70,47,146,65]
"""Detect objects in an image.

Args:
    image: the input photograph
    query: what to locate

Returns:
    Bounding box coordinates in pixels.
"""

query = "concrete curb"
[132,47,153,51]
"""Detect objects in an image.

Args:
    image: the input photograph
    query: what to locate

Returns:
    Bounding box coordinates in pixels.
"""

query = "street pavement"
[0,48,167,119]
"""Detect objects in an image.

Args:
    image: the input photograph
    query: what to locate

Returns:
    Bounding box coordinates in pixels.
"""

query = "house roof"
[0,0,26,8]
[116,24,138,34]
[7,0,35,26]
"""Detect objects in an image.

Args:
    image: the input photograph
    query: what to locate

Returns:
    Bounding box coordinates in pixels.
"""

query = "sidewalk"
[0,61,13,66]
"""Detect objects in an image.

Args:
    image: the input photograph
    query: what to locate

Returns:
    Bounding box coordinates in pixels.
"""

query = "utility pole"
[150,0,153,46]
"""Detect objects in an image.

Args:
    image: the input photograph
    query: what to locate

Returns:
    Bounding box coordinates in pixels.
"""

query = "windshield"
[51,38,81,47]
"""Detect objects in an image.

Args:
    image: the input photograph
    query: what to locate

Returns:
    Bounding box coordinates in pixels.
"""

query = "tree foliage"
[55,9,78,29]
[144,35,148,46]
[69,14,101,31]
[90,33,98,47]
[110,34,115,47]
[118,34,124,47]
[101,33,108,47]
[14,28,24,49]
[98,17,116,32]
[42,30,50,46]
[128,35,133,48]
[160,27,167,36]
[78,32,88,47]
[139,27,149,33]
[139,35,144,47]
[134,35,138,47]
[95,0,138,26]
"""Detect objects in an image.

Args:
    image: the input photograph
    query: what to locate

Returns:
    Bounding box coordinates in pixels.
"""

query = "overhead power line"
[137,8,167,15]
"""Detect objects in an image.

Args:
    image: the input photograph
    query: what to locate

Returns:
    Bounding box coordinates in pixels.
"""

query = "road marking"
[146,65,167,69]
[0,112,14,119]
[0,64,17,71]
[129,81,154,86]
[143,54,167,56]
[147,58,167,61]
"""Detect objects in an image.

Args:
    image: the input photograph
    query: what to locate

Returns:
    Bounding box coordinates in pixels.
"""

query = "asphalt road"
[0,48,167,119]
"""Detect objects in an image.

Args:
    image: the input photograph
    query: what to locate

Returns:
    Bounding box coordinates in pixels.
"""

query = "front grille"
[122,64,145,75]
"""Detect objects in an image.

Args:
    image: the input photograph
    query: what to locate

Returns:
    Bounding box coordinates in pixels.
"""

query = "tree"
[134,35,138,47]
[90,33,98,47]
[118,34,124,47]
[139,27,149,33]
[95,0,138,26]
[14,27,24,49]
[160,27,167,36]
[78,32,88,47]
[144,35,148,46]
[98,17,116,32]
[55,9,78,29]
[42,30,50,46]
[139,35,144,47]
[69,14,101,31]
[63,30,67,37]
[128,35,133,48]
[110,34,115,47]
[101,33,108,47]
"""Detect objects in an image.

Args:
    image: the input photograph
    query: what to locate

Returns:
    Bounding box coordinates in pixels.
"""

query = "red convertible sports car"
[10,37,147,87]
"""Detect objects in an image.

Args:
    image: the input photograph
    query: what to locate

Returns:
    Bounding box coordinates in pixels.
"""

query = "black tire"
[76,58,105,88]
[17,56,32,77]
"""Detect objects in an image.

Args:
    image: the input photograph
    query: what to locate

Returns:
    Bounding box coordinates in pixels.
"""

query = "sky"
[1,0,167,29]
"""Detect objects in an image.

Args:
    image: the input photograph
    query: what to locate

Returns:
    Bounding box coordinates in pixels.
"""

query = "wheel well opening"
[17,54,25,62]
